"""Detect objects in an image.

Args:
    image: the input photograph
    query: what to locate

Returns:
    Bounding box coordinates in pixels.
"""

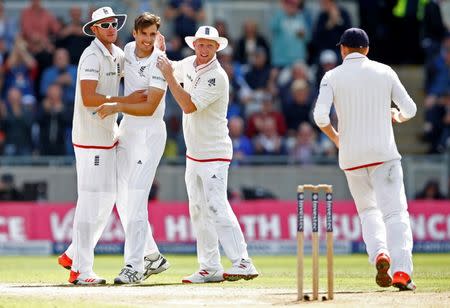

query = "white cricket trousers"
[344,159,413,275]
[71,146,117,275]
[186,159,249,270]
[116,120,167,272]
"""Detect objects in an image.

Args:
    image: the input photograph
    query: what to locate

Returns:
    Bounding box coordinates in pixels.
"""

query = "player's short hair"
[134,12,161,32]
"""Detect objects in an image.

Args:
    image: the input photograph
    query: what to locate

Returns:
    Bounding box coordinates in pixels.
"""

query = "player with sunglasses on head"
[58,7,148,285]
[95,12,170,284]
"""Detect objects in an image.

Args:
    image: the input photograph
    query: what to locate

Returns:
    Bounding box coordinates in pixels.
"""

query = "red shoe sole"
[376,257,392,287]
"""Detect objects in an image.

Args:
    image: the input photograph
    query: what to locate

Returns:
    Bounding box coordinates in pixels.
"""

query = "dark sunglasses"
[94,21,118,29]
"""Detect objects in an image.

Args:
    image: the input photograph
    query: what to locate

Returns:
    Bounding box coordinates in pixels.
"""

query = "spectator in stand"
[424,91,449,153]
[427,35,450,97]
[422,0,447,68]
[0,174,23,201]
[437,91,450,152]
[0,87,33,155]
[423,36,450,152]
[165,35,184,61]
[315,49,338,92]
[246,92,286,138]
[3,36,37,100]
[229,116,253,165]
[284,79,313,133]
[0,38,8,93]
[415,179,446,200]
[0,1,17,51]
[40,48,77,108]
[253,117,286,155]
[165,0,205,42]
[26,32,54,102]
[222,60,251,118]
[20,0,60,47]
[56,5,92,65]
[37,84,70,155]
[0,99,6,154]
[277,60,311,110]
[218,46,243,79]
[310,0,352,63]
[244,47,272,91]
[270,0,312,68]
[214,19,233,47]
[389,0,428,64]
[287,122,321,164]
[235,20,270,66]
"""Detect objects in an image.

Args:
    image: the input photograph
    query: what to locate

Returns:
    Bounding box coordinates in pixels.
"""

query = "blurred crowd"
[0,0,449,166]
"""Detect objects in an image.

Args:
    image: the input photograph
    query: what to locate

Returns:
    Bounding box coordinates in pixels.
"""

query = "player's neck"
[97,38,114,54]
[135,46,154,59]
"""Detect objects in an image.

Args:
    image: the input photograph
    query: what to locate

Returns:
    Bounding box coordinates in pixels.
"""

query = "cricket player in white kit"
[95,12,170,284]
[157,26,259,283]
[313,28,417,291]
[64,7,148,285]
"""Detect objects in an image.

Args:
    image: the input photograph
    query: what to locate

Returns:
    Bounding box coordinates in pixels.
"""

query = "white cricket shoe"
[182,269,225,283]
[69,270,106,285]
[114,265,144,284]
[143,252,170,280]
[223,259,259,281]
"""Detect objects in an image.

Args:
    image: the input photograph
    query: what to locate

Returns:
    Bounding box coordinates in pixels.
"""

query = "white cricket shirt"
[72,38,124,148]
[313,53,417,170]
[120,41,167,128]
[173,55,232,161]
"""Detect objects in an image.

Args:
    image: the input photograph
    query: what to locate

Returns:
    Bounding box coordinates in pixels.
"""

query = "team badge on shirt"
[208,78,216,87]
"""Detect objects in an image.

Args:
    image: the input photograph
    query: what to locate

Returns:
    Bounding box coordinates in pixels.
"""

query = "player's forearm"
[165,74,197,114]
[117,101,157,116]
[83,94,133,107]
[319,124,339,149]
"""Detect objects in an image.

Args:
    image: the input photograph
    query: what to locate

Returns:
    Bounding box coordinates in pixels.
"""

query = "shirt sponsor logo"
[84,68,99,73]
[152,75,166,82]
[106,71,117,76]
[186,74,193,82]
[125,58,132,64]
[208,78,216,87]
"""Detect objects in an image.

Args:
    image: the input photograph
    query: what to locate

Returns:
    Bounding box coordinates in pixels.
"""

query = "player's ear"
[132,29,137,40]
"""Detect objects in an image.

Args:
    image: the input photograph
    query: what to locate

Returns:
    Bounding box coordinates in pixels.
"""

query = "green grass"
[0,253,449,292]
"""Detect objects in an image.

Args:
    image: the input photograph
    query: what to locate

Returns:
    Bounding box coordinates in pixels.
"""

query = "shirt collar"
[194,55,217,73]
[343,52,367,61]
[93,38,116,58]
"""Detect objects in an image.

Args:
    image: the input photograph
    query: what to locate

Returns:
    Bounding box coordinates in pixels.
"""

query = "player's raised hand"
[156,55,173,77]
[155,31,166,52]
[126,89,147,104]
[95,103,119,119]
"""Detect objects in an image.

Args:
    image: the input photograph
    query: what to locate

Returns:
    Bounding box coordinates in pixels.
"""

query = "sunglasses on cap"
[94,21,118,29]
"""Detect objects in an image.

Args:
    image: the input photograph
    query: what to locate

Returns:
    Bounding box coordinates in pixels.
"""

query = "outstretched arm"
[81,80,147,107]
[156,55,197,114]
[95,87,165,119]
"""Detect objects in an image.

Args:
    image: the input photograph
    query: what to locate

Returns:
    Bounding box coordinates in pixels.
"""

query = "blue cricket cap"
[336,28,369,48]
